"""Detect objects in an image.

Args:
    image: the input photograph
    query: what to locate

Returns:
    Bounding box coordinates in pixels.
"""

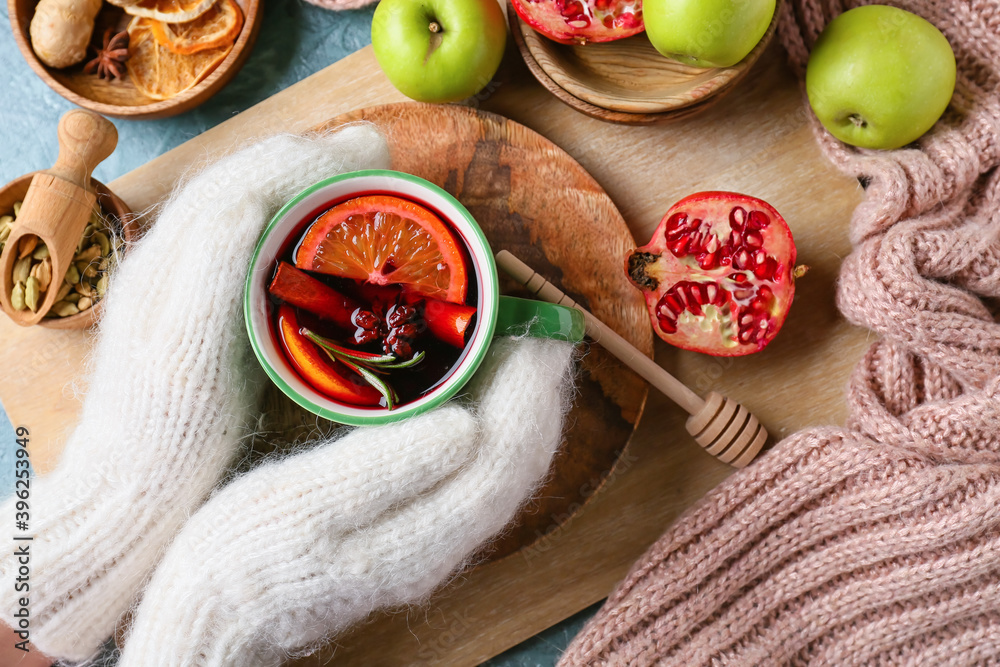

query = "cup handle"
[494,295,585,342]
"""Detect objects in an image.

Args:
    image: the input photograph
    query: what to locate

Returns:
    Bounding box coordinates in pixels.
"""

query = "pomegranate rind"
[626,191,797,357]
[511,0,644,45]
[294,195,469,305]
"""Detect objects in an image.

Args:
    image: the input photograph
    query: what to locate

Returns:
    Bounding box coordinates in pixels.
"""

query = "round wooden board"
[509,0,781,124]
[253,102,652,562]
[9,0,261,119]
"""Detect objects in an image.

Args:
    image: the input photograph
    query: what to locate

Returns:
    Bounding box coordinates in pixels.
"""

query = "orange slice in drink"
[121,0,218,23]
[150,0,243,55]
[294,195,469,304]
[127,17,233,100]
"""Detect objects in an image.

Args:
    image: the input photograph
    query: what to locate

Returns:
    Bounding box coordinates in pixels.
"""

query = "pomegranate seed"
[733,248,750,270]
[766,258,780,281]
[665,213,688,236]
[688,232,704,254]
[745,230,763,248]
[729,206,747,231]
[664,292,683,315]
[567,15,590,27]
[732,273,748,283]
[658,316,678,334]
[733,288,755,300]
[396,323,418,339]
[747,210,770,230]
[684,287,703,315]
[561,1,583,16]
[352,309,379,329]
[753,255,771,280]
[704,236,720,253]
[668,236,690,256]
[392,339,413,359]
[706,283,720,304]
[697,251,719,270]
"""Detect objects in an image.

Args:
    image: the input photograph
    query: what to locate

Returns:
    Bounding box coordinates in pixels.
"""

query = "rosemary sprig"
[303,329,424,410]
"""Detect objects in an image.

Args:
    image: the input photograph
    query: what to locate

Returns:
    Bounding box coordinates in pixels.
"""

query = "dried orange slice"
[127,17,232,100]
[294,196,469,304]
[150,0,243,55]
[122,0,217,23]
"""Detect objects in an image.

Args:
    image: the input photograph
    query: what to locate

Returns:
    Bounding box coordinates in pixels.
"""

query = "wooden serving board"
[0,40,867,665]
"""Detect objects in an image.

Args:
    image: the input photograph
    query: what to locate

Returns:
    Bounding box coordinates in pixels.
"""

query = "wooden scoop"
[497,250,768,468]
[0,109,117,326]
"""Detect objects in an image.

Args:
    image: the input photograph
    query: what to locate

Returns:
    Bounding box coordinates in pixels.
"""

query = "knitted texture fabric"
[0,126,392,662]
[559,1,1000,665]
[117,335,574,665]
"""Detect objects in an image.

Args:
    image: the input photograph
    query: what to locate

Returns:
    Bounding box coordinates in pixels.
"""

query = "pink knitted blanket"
[559,1,1000,664]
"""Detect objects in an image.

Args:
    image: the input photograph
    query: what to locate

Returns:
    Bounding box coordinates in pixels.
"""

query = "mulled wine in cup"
[245,170,584,425]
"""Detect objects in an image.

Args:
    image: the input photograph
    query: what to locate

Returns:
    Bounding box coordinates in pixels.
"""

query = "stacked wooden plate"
[509,0,782,124]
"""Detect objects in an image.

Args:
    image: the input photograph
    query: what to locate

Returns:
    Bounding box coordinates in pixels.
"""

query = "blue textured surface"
[0,2,596,662]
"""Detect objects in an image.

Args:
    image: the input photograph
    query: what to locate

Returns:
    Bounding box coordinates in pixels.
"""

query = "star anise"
[84,28,130,80]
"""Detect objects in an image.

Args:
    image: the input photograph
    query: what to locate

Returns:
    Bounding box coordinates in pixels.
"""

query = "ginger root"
[29,0,103,69]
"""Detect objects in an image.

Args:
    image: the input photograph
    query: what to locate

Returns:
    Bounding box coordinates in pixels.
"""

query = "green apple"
[643,0,776,68]
[372,0,506,104]
[806,6,956,150]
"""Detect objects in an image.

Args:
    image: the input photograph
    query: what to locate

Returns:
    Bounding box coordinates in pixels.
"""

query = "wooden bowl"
[509,0,782,124]
[9,0,261,119]
[0,172,137,329]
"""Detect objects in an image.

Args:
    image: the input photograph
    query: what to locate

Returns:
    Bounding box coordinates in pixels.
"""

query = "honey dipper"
[0,109,118,326]
[496,250,768,468]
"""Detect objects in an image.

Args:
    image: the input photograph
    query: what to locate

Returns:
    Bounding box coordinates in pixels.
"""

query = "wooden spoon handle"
[47,110,118,190]
[496,249,705,416]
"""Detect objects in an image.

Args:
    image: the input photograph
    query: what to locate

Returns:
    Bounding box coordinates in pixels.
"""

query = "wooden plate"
[9,0,261,119]
[0,172,137,329]
[253,102,653,562]
[509,0,781,124]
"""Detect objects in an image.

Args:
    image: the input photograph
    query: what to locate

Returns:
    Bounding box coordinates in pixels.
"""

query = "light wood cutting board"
[0,40,866,665]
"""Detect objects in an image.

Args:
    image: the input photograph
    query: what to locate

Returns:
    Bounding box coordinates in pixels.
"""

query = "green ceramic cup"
[244,170,584,425]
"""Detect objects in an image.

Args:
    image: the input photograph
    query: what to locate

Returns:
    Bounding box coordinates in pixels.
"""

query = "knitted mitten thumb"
[117,336,575,665]
[0,125,390,662]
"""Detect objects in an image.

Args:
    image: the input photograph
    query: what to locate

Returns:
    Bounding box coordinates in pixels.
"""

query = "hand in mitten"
[0,126,390,662]
[117,336,576,666]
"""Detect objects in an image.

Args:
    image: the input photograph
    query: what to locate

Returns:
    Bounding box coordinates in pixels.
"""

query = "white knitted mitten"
[0,126,390,662]
[117,336,575,665]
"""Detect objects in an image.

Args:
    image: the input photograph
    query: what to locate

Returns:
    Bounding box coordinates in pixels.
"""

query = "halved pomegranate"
[511,0,644,45]
[626,192,801,356]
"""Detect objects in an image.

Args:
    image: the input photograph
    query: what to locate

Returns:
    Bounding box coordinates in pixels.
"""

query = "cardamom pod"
[74,245,101,263]
[93,232,111,257]
[0,215,12,226]
[64,292,81,304]
[12,201,21,216]
[77,296,93,311]
[10,282,25,311]
[51,301,79,317]
[18,236,37,259]
[12,256,31,284]
[82,264,98,279]
[74,282,93,297]
[32,244,49,260]
[64,264,80,286]
[55,281,71,303]
[36,259,51,293]
[29,262,39,280]
[96,274,108,297]
[24,277,39,312]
